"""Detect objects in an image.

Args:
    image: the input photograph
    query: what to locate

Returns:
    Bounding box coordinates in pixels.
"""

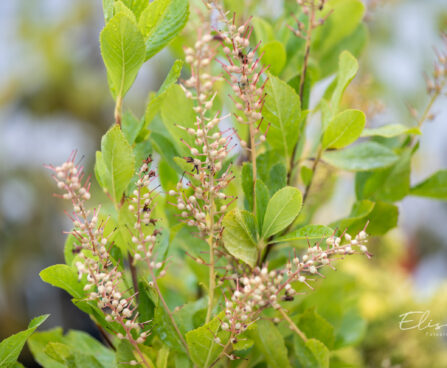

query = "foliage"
[2,0,447,367]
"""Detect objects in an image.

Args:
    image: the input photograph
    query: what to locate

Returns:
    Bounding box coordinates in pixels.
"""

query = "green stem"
[278,308,308,342]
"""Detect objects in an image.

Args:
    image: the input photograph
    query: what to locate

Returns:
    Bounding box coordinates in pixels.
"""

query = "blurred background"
[0,0,446,366]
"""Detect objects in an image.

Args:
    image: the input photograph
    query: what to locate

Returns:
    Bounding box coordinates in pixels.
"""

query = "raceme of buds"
[222,229,371,336]
[47,153,148,345]
[215,13,269,150]
[171,20,236,241]
[288,0,330,39]
[127,158,167,280]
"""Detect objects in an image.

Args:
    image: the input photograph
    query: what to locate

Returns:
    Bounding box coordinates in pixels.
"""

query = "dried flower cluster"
[47,154,148,347]
[222,229,371,336]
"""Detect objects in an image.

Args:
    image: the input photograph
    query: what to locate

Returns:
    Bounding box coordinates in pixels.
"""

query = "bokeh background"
[1,0,446,366]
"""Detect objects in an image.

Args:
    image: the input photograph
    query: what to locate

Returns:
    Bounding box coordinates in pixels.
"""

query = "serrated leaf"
[323,141,398,171]
[222,209,258,267]
[294,335,330,368]
[100,125,136,203]
[322,109,365,149]
[185,313,229,368]
[262,186,302,239]
[40,265,84,299]
[410,170,447,200]
[250,320,291,368]
[139,0,189,60]
[262,74,301,160]
[275,225,334,243]
[0,315,49,367]
[361,124,421,138]
[100,13,145,99]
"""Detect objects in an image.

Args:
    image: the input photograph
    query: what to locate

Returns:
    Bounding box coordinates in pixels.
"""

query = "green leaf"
[331,199,374,232]
[260,40,287,75]
[314,0,365,57]
[64,234,80,267]
[297,308,335,349]
[322,109,365,149]
[323,141,398,171]
[144,60,184,129]
[250,320,291,368]
[300,166,313,186]
[102,0,114,23]
[160,84,196,154]
[355,148,412,202]
[0,315,49,367]
[222,209,258,267]
[28,328,65,368]
[121,111,143,144]
[153,304,186,353]
[40,265,84,299]
[255,180,270,232]
[262,186,302,239]
[100,13,146,99]
[262,74,301,160]
[361,124,421,138]
[114,1,137,23]
[251,16,275,44]
[122,0,149,20]
[139,0,189,60]
[185,313,228,368]
[268,163,287,195]
[100,125,136,203]
[329,51,359,110]
[275,225,334,243]
[241,163,254,210]
[410,170,447,200]
[294,335,330,368]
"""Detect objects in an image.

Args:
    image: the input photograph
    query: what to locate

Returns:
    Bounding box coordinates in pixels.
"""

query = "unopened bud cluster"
[48,154,148,345]
[127,159,167,279]
[216,14,269,149]
[222,230,370,335]
[426,35,447,96]
[288,0,329,38]
[171,21,235,240]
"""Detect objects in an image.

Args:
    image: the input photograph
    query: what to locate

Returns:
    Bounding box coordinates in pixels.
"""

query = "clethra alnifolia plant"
[3,1,446,368]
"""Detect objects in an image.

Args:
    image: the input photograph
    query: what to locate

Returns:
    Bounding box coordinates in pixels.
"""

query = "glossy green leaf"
[262,186,302,239]
[322,109,365,149]
[139,0,189,60]
[361,124,421,138]
[0,315,49,367]
[100,125,136,203]
[275,225,334,243]
[100,13,146,99]
[410,170,447,200]
[323,141,398,171]
[260,40,287,75]
[222,209,258,267]
[262,74,301,159]
[40,265,84,299]
[250,320,291,368]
